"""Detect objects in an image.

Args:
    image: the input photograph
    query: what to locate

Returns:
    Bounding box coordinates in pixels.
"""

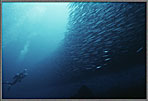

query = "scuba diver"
[3,69,28,91]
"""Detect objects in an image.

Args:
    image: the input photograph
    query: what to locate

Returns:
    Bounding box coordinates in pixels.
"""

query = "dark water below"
[3,63,145,99]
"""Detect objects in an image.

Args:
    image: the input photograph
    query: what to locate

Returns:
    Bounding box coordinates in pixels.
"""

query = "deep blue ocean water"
[2,2,146,99]
[2,2,69,98]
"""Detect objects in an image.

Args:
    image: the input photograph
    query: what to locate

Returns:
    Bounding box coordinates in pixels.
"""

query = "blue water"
[2,2,69,98]
[2,2,146,99]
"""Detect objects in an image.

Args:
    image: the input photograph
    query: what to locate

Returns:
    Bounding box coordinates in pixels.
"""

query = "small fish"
[105,58,111,61]
[96,66,102,69]
[102,55,108,57]
[136,47,143,53]
[104,50,109,53]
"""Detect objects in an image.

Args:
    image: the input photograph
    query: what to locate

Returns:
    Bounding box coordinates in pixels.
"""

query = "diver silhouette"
[3,69,28,91]
[71,85,94,98]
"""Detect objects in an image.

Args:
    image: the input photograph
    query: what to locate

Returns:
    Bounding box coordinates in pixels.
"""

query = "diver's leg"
[7,84,12,91]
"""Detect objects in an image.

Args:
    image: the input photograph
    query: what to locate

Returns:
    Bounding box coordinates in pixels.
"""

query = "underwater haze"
[2,2,69,98]
[2,2,146,99]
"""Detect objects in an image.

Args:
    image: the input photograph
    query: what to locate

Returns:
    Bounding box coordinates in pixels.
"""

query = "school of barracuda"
[52,3,146,81]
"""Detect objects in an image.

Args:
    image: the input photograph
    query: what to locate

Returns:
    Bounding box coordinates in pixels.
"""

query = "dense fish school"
[56,3,146,80]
